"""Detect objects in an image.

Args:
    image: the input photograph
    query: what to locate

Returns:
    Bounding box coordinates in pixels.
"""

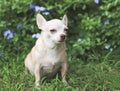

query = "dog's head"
[36,14,68,44]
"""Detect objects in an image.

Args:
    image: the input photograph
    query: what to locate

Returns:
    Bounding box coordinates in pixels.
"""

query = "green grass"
[0,54,120,91]
[0,40,120,91]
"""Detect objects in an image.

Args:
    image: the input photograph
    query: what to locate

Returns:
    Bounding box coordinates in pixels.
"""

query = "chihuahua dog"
[24,14,68,86]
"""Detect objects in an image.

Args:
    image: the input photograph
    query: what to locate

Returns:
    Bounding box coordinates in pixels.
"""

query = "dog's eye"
[50,29,57,33]
[64,28,68,32]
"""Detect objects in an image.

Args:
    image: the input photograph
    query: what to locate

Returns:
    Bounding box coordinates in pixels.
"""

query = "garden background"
[0,0,120,91]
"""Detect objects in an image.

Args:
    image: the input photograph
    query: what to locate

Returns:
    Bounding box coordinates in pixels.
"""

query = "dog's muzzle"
[59,34,66,42]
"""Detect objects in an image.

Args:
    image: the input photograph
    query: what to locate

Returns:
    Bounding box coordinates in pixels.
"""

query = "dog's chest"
[41,59,61,77]
[41,61,61,76]
[40,49,63,75]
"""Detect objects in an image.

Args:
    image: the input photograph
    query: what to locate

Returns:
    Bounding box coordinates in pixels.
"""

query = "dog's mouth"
[58,35,66,42]
[58,39,66,42]
[58,40,65,42]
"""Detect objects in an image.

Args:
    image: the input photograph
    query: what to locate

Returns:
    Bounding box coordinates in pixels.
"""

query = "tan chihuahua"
[24,14,68,86]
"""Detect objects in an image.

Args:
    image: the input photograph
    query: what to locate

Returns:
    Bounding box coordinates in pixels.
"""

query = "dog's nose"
[60,34,66,40]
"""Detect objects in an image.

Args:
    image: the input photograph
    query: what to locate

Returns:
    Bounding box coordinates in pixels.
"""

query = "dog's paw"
[35,83,41,91]
[35,82,40,87]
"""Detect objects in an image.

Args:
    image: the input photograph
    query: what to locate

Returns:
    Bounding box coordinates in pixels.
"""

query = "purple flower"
[94,0,99,4]
[16,23,22,29]
[42,12,50,15]
[29,4,47,12]
[105,45,110,49]
[3,29,14,40]
[32,33,40,39]
[29,4,36,10]
[104,18,110,24]
[77,38,82,42]
[35,6,46,12]
[110,48,113,52]
[0,53,4,57]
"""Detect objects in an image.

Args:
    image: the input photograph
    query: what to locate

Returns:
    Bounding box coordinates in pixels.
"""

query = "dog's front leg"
[61,62,68,83]
[34,64,41,87]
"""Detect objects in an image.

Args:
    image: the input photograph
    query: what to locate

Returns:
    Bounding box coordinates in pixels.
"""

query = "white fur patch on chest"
[41,62,61,77]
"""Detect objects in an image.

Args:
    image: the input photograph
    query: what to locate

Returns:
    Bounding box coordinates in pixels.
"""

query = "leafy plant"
[0,0,120,91]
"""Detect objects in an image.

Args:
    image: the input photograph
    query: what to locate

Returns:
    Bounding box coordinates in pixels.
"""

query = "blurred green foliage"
[0,0,120,90]
[0,0,120,61]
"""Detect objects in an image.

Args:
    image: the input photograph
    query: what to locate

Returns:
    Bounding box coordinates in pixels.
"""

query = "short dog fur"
[24,14,68,86]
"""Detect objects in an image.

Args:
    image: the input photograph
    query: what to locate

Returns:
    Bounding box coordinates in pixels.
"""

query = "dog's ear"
[36,14,46,30]
[62,15,68,26]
